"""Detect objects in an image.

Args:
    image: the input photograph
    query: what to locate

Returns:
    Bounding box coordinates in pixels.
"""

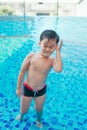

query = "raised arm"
[52,40,63,72]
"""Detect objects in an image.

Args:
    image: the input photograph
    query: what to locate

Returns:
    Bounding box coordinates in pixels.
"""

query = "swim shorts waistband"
[23,81,46,92]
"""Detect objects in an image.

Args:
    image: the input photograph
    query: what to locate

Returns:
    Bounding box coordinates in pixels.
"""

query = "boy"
[16,30,63,128]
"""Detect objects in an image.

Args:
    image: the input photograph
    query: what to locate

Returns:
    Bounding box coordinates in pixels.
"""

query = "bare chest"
[29,56,51,73]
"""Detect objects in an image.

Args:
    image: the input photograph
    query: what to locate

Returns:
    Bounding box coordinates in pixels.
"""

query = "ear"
[55,44,58,49]
[39,41,41,45]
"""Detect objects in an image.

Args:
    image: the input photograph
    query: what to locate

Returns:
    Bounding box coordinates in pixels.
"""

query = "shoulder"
[49,57,54,67]
[26,52,35,59]
[23,53,35,64]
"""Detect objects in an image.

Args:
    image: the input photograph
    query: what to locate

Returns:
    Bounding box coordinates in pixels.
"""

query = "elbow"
[56,69,62,73]
[53,62,63,72]
[54,67,62,73]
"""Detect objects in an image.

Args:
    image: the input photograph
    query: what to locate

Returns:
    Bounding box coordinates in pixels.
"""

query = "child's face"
[39,38,57,58]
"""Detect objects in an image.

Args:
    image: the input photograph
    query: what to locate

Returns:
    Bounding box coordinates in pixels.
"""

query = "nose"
[46,47,50,51]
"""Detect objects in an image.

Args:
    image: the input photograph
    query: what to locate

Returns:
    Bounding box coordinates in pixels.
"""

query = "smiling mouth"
[44,51,50,54]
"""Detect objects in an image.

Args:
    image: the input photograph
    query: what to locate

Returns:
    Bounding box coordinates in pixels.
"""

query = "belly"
[26,73,47,89]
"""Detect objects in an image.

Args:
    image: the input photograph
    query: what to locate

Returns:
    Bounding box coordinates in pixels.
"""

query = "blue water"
[0,16,87,130]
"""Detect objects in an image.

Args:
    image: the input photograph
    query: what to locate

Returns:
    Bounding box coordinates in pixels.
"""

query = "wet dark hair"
[40,30,59,44]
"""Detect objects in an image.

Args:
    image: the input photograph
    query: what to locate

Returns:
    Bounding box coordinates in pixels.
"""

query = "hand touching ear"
[53,40,63,72]
[56,40,63,51]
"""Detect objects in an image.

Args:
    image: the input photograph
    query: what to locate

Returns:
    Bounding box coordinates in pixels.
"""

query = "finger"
[17,94,21,98]
[60,40,63,44]
[58,44,62,50]
[16,92,21,98]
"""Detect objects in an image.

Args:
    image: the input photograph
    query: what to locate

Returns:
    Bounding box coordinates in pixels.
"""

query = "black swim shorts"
[23,81,46,97]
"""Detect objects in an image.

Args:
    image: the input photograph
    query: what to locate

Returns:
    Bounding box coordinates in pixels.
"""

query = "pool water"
[0,16,87,130]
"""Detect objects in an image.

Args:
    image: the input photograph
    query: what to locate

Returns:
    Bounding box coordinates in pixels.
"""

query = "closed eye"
[50,46,54,49]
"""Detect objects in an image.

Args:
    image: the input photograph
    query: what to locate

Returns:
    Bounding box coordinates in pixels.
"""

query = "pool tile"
[0,21,87,130]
